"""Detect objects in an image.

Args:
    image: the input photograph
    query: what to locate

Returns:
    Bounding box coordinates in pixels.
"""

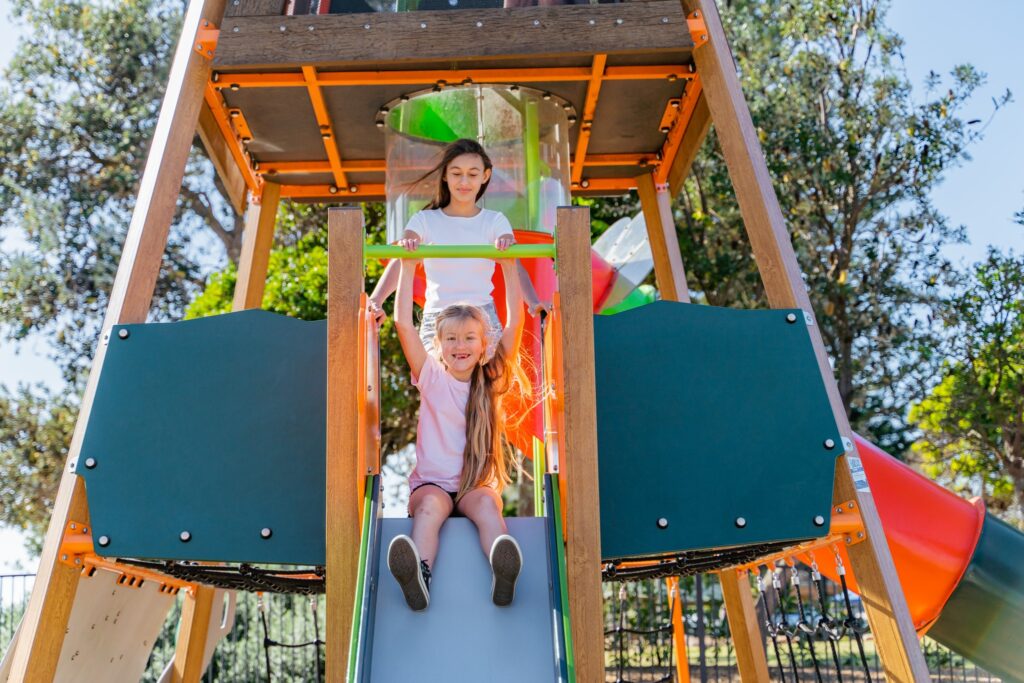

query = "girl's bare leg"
[457,487,508,557]
[408,485,454,568]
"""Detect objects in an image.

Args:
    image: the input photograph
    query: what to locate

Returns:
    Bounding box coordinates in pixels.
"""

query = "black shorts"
[409,482,464,518]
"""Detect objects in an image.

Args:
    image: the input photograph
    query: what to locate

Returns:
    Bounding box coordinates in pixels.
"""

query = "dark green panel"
[929,513,1024,683]
[76,310,328,565]
[596,302,841,560]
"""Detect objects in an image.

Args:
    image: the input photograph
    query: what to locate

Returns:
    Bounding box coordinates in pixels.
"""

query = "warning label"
[847,455,870,492]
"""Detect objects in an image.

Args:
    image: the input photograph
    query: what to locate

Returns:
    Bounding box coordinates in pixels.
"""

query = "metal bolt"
[835,506,843,514]
[349,185,358,193]
[179,531,192,543]
[118,328,129,340]
[824,438,836,450]
[615,18,624,25]
[656,517,669,529]
[845,535,853,543]
[785,313,797,323]
[420,22,427,28]
[667,74,678,82]
[61,554,68,561]
[475,21,483,27]
[568,115,578,124]
[232,26,239,33]
[98,535,110,547]
[230,83,240,91]
[848,502,855,509]
[735,517,747,528]
[660,126,671,134]
[857,531,864,538]
[375,120,385,128]
[82,527,88,533]
[701,34,708,42]
[813,515,825,526]
[363,23,370,29]
[70,523,76,530]
[329,185,338,194]
[533,19,540,26]
[580,179,590,189]
[542,92,552,100]
[74,558,81,565]
[232,0,239,5]
[260,528,273,539]
[661,16,669,23]
[279,25,286,32]
[588,18,596,25]
[308,25,315,31]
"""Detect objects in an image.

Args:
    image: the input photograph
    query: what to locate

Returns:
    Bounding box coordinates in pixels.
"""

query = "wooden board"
[232,182,281,310]
[636,172,689,302]
[718,570,770,683]
[326,207,365,681]
[215,2,692,68]
[196,100,248,215]
[555,206,604,683]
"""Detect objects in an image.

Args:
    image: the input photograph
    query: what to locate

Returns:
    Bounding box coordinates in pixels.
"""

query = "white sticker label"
[847,455,870,492]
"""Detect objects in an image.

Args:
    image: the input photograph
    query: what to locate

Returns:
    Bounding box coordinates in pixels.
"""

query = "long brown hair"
[416,138,494,210]
[433,305,526,501]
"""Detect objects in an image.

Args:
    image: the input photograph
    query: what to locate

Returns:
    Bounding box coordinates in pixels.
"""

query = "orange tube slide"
[808,435,986,632]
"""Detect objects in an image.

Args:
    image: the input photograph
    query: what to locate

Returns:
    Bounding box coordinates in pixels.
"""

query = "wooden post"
[232,182,282,310]
[555,206,604,683]
[718,570,770,683]
[170,587,215,683]
[326,207,364,682]
[682,1,929,679]
[6,0,227,679]
[636,172,690,303]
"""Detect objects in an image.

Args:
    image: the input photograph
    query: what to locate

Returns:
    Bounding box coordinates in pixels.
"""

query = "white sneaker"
[388,534,430,611]
[489,534,522,607]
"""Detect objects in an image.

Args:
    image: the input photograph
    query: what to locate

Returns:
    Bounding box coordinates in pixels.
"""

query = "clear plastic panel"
[384,85,572,242]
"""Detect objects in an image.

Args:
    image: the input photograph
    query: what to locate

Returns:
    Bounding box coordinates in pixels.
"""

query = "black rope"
[119,559,325,594]
[602,539,807,582]
[771,568,802,683]
[757,569,789,683]
[836,561,872,683]
[790,567,825,683]
[810,563,845,683]
[257,593,326,683]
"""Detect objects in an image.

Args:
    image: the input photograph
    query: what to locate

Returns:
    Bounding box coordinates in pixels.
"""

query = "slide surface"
[356,517,565,682]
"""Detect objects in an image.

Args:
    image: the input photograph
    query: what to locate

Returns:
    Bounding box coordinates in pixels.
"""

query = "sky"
[1,1,1023,571]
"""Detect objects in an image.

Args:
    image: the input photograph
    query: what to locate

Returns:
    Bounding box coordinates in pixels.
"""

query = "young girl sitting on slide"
[367,138,547,354]
[388,253,525,611]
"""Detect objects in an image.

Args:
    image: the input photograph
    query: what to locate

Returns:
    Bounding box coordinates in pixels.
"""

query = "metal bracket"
[803,310,815,326]
[687,11,708,49]
[57,519,94,569]
[831,500,867,547]
[194,19,220,60]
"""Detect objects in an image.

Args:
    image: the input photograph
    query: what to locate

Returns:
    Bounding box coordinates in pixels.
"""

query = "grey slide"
[354,515,566,682]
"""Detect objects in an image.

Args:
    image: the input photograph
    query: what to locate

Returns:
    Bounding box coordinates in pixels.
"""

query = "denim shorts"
[419,302,503,358]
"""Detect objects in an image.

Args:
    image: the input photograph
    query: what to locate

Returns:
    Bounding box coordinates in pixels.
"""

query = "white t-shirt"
[409,354,470,493]
[405,208,514,311]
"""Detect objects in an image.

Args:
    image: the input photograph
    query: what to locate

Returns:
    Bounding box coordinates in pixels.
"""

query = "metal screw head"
[84,457,96,469]
[580,179,590,189]
[70,523,76,530]
[349,185,358,193]
[232,26,239,33]
[309,25,316,31]
[857,531,864,538]
[329,185,339,194]
[117,328,129,339]
[230,83,240,91]
[362,23,369,29]
[824,438,836,450]
[260,528,273,539]
[61,554,68,561]
[588,18,596,25]
[656,517,669,529]
[734,517,747,528]
[661,16,669,23]
[475,20,483,27]
[74,558,81,565]
[785,313,798,323]
[278,25,286,32]
[420,21,427,28]
[660,126,671,134]
[375,120,385,129]
[615,18,624,25]
[835,506,843,514]
[667,74,678,82]
[813,515,826,526]
[98,535,110,547]
[179,531,192,543]
[533,19,540,26]
[848,501,855,509]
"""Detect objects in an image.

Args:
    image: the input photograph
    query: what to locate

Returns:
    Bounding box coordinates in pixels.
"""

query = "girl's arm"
[516,261,550,316]
[367,229,423,323]
[498,259,525,358]
[395,258,429,379]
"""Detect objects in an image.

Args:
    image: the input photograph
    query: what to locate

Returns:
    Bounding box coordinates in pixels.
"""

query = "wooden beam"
[232,183,281,310]
[555,206,604,683]
[636,172,690,302]
[170,587,215,683]
[718,569,770,683]
[667,90,711,197]
[214,2,692,68]
[197,100,248,215]
[682,1,929,679]
[224,0,286,17]
[7,0,228,679]
[326,207,364,682]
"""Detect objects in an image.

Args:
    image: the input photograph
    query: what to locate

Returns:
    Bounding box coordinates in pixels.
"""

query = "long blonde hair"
[433,305,528,501]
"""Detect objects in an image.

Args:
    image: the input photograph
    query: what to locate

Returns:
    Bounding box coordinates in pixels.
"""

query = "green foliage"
[671,0,1007,453]
[910,246,1024,520]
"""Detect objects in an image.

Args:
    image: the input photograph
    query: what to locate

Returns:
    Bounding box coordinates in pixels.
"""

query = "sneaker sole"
[388,537,429,611]
[491,537,522,607]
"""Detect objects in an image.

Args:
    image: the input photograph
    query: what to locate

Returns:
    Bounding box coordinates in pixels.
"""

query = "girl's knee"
[459,488,502,517]
[411,489,453,519]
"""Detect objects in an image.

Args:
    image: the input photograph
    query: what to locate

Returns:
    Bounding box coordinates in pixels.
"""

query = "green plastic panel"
[929,513,1024,683]
[595,301,841,560]
[76,310,327,565]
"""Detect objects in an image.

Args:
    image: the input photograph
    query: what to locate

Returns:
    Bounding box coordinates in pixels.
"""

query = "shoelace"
[420,560,432,591]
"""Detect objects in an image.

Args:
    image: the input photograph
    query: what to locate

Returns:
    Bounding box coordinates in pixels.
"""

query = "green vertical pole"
[532,436,546,517]
[524,98,541,232]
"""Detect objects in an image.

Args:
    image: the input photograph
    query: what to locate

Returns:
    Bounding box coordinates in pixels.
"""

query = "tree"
[909,245,1024,520]
[673,0,1008,454]
[0,0,243,546]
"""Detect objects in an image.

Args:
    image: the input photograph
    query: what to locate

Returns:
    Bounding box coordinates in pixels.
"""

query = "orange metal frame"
[571,54,608,186]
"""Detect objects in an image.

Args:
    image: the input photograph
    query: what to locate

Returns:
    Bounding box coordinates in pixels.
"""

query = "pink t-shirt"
[409,354,470,493]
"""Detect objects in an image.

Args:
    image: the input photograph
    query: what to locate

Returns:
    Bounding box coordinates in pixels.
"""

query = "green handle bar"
[364,244,555,259]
